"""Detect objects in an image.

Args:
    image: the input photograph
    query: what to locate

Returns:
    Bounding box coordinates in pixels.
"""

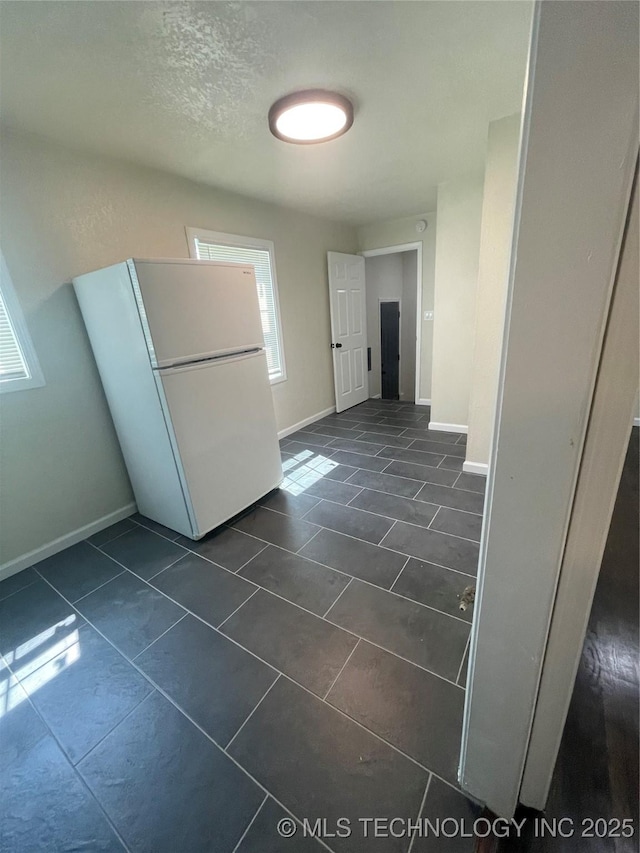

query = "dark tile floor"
[0,400,484,852]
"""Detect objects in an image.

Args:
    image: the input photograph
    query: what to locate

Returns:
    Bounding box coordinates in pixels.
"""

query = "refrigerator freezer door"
[155,350,282,537]
[130,259,265,367]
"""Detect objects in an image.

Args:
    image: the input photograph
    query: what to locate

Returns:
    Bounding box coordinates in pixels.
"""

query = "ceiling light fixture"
[268,90,354,144]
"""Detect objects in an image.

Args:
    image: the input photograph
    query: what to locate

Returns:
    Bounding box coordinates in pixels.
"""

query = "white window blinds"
[194,238,285,382]
[0,287,29,383]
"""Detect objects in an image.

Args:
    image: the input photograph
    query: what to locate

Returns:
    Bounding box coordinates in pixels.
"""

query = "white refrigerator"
[73,258,283,539]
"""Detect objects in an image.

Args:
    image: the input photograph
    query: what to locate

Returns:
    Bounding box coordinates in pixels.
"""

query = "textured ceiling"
[0,1,532,224]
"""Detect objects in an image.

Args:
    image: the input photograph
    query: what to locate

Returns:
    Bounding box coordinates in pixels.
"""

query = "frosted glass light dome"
[269,90,354,144]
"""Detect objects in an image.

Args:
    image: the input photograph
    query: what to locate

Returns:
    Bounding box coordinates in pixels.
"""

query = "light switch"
[424,310,434,321]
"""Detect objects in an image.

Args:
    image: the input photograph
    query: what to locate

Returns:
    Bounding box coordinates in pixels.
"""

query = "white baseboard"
[0,502,137,583]
[429,421,468,434]
[463,460,489,476]
[278,405,336,440]
[372,394,381,399]
[634,417,640,427]
[416,398,432,406]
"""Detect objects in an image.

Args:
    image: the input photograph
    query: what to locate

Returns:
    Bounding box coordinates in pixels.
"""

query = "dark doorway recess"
[380,301,400,400]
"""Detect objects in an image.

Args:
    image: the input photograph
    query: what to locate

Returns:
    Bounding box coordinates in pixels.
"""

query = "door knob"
[331,343,343,349]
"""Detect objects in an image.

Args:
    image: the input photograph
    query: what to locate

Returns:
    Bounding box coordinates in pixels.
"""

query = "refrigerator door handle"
[154,348,264,375]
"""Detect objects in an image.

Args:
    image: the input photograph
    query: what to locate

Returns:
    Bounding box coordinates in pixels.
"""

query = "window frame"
[185,227,287,386]
[0,252,45,394]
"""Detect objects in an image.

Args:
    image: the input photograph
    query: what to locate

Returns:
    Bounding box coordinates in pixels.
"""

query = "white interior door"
[327,252,369,412]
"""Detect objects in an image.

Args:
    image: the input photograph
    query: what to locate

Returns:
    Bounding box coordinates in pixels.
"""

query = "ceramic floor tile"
[130,513,182,540]
[228,677,428,853]
[231,506,320,552]
[392,559,475,621]
[329,450,391,472]
[327,641,465,783]
[412,777,481,852]
[75,572,184,659]
[346,468,422,498]
[383,460,460,487]
[414,483,484,515]
[401,428,461,444]
[221,589,358,696]
[430,508,483,542]
[238,545,350,616]
[100,526,187,580]
[151,552,256,628]
[375,446,446,468]
[14,622,151,763]
[0,580,85,660]
[299,476,363,505]
[136,614,277,746]
[0,567,39,602]
[0,673,48,771]
[311,423,366,440]
[352,422,407,437]
[4,734,126,852]
[285,430,335,447]
[453,473,486,494]
[257,489,321,519]
[304,500,394,545]
[350,489,439,528]
[235,797,325,852]
[176,526,267,572]
[327,437,387,456]
[299,528,407,589]
[326,580,469,681]
[78,691,263,853]
[37,542,123,602]
[87,518,136,547]
[381,522,480,575]
[357,432,413,448]
[439,456,464,472]
[409,439,466,458]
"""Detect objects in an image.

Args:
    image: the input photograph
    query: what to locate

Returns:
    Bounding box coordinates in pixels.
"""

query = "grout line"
[230,794,269,853]
[456,633,472,686]
[389,556,411,592]
[427,506,442,531]
[344,487,365,507]
[145,551,191,581]
[377,519,397,549]
[29,520,462,851]
[216,587,260,631]
[225,674,281,750]
[322,576,353,618]
[407,775,433,853]
[70,570,126,604]
[132,612,189,661]
[233,543,269,574]
[295,527,322,554]
[322,638,360,700]
[89,524,136,549]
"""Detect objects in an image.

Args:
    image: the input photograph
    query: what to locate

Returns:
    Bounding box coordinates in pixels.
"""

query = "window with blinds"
[193,234,286,383]
[0,253,44,393]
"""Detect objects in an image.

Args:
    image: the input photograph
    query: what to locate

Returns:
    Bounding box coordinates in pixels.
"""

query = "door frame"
[361,242,423,404]
[379,297,401,400]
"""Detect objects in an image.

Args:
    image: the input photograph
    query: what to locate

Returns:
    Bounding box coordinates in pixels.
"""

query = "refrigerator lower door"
[155,350,282,538]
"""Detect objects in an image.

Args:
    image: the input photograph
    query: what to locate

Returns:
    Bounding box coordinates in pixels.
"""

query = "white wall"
[465,114,521,470]
[364,251,417,401]
[0,128,357,568]
[401,251,418,400]
[430,174,485,429]
[357,213,436,403]
[461,0,639,817]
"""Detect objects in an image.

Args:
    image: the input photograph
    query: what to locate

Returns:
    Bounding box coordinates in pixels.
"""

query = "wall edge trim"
[278,405,336,439]
[0,502,137,582]
[463,461,489,476]
[429,421,468,434]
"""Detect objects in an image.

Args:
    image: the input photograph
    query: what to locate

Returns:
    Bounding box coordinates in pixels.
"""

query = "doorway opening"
[380,300,400,400]
[363,245,422,403]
